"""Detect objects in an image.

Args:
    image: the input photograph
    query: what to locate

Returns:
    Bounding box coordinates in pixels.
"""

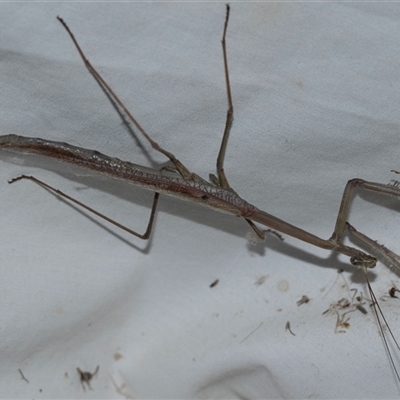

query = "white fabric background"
[2,2,400,399]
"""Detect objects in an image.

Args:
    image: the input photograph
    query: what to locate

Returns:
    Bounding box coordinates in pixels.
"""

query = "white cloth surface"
[2,3,400,399]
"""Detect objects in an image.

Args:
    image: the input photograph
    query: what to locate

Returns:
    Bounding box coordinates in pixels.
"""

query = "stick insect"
[2,4,400,391]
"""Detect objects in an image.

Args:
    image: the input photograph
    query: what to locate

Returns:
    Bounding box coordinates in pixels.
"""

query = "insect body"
[2,5,400,397]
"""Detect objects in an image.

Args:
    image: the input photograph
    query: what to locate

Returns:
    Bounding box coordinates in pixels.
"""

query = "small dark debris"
[356,304,368,315]
[285,321,296,336]
[210,279,219,288]
[297,295,310,306]
[255,275,268,286]
[77,365,99,391]
[18,368,29,383]
[389,286,399,298]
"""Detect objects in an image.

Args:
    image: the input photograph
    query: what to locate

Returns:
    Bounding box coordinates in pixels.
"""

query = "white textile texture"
[1,3,400,399]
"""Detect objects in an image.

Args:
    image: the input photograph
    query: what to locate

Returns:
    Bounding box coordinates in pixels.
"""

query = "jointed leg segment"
[56,16,194,182]
[329,178,400,270]
[9,175,159,240]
